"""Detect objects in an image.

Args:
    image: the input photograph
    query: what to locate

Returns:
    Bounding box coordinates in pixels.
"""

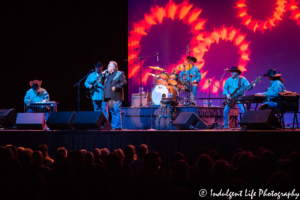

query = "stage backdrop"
[128,0,300,106]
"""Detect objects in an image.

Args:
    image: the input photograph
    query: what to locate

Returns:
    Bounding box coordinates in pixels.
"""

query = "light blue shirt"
[179,65,201,83]
[24,88,49,105]
[257,80,284,101]
[223,75,250,96]
[84,72,104,100]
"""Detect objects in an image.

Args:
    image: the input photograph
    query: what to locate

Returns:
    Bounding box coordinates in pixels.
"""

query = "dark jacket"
[100,70,127,101]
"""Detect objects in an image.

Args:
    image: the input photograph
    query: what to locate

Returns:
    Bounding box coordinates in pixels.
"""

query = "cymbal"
[149,66,164,71]
[175,63,193,71]
[148,73,159,77]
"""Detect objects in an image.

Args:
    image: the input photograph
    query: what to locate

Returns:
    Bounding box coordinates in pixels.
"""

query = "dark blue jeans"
[108,100,122,129]
[93,100,108,119]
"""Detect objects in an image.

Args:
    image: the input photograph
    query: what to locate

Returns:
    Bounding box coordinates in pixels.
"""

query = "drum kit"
[148,64,198,106]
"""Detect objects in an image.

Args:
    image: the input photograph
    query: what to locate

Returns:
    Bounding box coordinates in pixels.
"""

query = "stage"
[121,106,239,129]
[1,128,300,168]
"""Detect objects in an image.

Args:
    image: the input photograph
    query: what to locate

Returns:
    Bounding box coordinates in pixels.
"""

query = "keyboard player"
[24,80,50,119]
[256,69,285,110]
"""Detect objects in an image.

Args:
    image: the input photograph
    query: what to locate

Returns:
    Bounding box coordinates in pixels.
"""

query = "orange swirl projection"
[235,0,287,33]
[128,0,207,85]
[287,0,300,26]
[196,26,251,94]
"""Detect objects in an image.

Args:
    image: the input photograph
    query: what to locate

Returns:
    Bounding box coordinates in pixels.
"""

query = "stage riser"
[1,130,300,168]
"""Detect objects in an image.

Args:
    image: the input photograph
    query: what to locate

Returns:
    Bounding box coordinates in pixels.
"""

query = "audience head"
[195,154,213,175]
[113,148,125,161]
[57,147,68,158]
[32,150,43,166]
[144,152,161,170]
[124,145,136,164]
[5,144,17,159]
[170,152,185,167]
[84,151,94,165]
[100,148,110,161]
[137,144,148,159]
[37,144,49,158]
[170,159,189,181]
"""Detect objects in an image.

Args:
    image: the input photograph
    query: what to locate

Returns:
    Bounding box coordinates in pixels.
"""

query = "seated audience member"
[37,144,54,168]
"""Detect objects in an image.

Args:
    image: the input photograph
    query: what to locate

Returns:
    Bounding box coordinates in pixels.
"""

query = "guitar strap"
[238,76,242,89]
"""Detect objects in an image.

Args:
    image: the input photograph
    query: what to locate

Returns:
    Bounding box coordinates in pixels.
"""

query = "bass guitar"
[224,76,262,108]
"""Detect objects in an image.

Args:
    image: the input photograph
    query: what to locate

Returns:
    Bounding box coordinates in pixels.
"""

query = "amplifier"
[131,93,150,107]
[277,92,299,112]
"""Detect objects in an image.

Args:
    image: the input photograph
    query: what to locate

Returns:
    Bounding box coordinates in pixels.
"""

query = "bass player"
[223,66,255,128]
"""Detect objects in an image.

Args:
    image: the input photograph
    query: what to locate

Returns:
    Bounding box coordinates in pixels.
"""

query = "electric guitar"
[224,76,262,108]
[86,76,102,98]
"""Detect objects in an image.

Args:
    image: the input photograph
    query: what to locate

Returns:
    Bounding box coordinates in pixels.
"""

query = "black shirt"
[104,71,116,99]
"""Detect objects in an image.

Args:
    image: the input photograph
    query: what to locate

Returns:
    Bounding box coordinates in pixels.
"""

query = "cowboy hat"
[229,66,241,74]
[186,56,197,63]
[94,62,103,68]
[263,69,281,77]
[29,80,42,87]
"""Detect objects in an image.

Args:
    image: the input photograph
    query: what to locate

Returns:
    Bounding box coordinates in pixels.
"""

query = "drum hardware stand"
[124,53,157,107]
[148,99,156,130]
[73,69,94,111]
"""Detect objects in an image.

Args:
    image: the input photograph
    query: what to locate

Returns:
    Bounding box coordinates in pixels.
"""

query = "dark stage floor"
[1,128,300,168]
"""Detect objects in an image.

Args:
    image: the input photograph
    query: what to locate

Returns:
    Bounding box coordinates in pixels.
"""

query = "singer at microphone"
[84,62,108,118]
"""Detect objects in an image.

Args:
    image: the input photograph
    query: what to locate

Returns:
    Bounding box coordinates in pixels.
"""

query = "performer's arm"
[43,90,50,102]
[84,74,93,89]
[266,81,281,98]
[195,68,201,83]
[114,72,127,91]
[223,80,229,96]
[24,91,32,105]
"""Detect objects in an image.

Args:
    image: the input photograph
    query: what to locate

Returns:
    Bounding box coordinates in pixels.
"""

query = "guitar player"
[223,67,255,128]
[84,62,108,118]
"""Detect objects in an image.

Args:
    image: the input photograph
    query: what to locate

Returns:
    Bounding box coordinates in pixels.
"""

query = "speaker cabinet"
[173,112,208,130]
[131,93,150,107]
[239,110,281,129]
[71,111,112,130]
[46,111,76,130]
[16,113,46,130]
[0,109,17,128]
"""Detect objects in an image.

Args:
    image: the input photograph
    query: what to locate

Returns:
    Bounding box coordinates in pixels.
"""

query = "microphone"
[224,68,230,71]
[102,69,109,75]
[91,69,95,72]
[157,52,159,62]
[186,45,189,55]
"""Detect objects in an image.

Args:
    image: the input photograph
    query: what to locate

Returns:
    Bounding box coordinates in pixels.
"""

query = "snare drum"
[168,73,180,86]
[151,84,178,105]
[157,71,169,85]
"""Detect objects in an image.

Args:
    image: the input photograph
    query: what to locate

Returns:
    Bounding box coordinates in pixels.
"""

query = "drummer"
[179,56,201,99]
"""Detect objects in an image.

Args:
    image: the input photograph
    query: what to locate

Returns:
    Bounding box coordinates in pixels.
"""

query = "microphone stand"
[201,74,219,107]
[219,70,227,106]
[124,53,157,107]
[73,69,94,111]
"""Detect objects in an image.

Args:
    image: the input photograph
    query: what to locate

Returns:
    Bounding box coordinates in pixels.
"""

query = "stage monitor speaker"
[173,112,208,130]
[131,92,150,107]
[46,111,76,130]
[16,113,46,130]
[71,111,112,130]
[239,110,281,129]
[0,109,17,128]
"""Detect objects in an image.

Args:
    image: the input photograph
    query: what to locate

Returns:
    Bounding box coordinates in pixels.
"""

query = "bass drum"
[151,84,178,105]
